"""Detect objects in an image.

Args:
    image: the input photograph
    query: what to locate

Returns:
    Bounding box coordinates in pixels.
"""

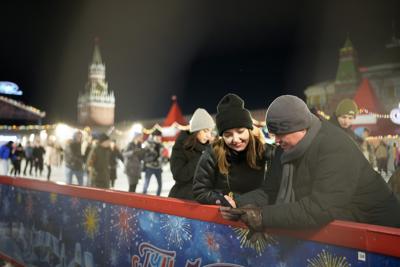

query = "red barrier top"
[1,175,400,258]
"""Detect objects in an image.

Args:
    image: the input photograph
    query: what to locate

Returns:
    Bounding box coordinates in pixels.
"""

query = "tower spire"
[334,35,360,93]
[92,37,102,64]
[386,20,400,48]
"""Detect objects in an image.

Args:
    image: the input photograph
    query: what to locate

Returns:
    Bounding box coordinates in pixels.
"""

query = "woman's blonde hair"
[213,129,265,176]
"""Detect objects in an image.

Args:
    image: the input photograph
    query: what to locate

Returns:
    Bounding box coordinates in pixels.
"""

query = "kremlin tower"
[77,39,115,126]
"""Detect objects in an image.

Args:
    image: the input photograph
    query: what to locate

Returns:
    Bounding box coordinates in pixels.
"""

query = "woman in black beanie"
[193,93,272,206]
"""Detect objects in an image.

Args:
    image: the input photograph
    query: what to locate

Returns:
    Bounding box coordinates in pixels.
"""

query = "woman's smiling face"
[222,128,250,152]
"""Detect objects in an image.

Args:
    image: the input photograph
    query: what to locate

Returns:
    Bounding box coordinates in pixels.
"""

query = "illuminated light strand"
[317,110,330,120]
[0,96,45,117]
[358,108,391,118]
[366,135,400,140]
[142,122,189,135]
[0,124,56,130]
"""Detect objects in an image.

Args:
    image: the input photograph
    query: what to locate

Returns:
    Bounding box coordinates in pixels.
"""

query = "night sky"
[0,0,399,124]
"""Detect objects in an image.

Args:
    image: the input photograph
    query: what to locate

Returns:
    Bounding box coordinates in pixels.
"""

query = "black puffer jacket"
[257,120,400,228]
[64,141,84,171]
[169,131,208,200]
[193,144,269,205]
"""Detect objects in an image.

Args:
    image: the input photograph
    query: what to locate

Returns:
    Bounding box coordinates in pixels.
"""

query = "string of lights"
[0,124,55,130]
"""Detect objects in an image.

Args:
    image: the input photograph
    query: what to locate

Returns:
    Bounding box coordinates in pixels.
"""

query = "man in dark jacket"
[87,133,112,189]
[221,95,400,229]
[123,133,144,192]
[142,130,164,196]
[23,141,34,176]
[64,131,85,186]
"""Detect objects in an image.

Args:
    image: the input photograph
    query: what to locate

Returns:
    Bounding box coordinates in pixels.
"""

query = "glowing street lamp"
[129,123,143,139]
[29,133,35,143]
[55,123,74,142]
[40,130,48,142]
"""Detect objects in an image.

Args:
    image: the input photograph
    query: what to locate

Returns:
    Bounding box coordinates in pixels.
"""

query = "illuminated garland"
[0,96,45,117]
[0,124,55,130]
[317,110,330,120]
[366,135,400,140]
[358,108,391,119]
[142,122,189,134]
[312,109,391,120]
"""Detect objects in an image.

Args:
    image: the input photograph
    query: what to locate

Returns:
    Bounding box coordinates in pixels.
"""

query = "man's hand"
[219,206,244,221]
[239,205,263,232]
[219,205,263,231]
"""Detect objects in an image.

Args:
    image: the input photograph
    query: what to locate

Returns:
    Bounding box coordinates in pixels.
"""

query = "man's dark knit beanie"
[216,93,253,136]
[266,95,313,134]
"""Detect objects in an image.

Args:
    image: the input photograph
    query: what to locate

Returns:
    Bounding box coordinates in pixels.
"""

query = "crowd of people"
[61,128,169,194]
[1,93,400,232]
[0,140,62,180]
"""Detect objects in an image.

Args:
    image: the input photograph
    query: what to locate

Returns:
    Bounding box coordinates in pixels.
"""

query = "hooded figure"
[221,95,400,229]
[169,108,215,200]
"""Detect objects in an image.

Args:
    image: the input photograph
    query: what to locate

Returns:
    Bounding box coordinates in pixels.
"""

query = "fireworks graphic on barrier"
[110,207,139,248]
[110,248,118,266]
[83,205,100,239]
[50,192,57,204]
[62,211,70,224]
[41,210,49,225]
[70,197,80,209]
[3,196,10,215]
[307,249,350,267]
[233,227,276,256]
[204,231,220,252]
[160,215,192,249]
[16,191,22,204]
[25,194,33,218]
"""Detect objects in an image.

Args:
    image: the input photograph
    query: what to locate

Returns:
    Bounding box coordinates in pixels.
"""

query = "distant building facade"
[305,35,400,115]
[78,40,115,126]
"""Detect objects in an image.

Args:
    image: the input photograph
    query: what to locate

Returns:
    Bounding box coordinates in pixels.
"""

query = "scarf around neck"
[275,115,322,204]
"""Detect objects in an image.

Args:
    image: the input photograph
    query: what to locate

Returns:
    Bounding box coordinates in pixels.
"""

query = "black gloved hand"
[239,205,263,232]
[219,206,243,221]
[219,204,263,230]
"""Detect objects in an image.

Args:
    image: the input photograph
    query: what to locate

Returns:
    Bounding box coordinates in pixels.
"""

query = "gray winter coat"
[123,142,144,185]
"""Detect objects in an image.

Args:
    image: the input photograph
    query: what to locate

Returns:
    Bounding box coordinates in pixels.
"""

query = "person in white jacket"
[44,140,61,181]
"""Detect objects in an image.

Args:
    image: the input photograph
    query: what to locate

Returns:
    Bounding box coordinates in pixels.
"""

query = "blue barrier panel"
[0,176,400,266]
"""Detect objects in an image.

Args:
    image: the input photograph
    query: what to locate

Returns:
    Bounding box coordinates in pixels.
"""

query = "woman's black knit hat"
[216,93,253,136]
